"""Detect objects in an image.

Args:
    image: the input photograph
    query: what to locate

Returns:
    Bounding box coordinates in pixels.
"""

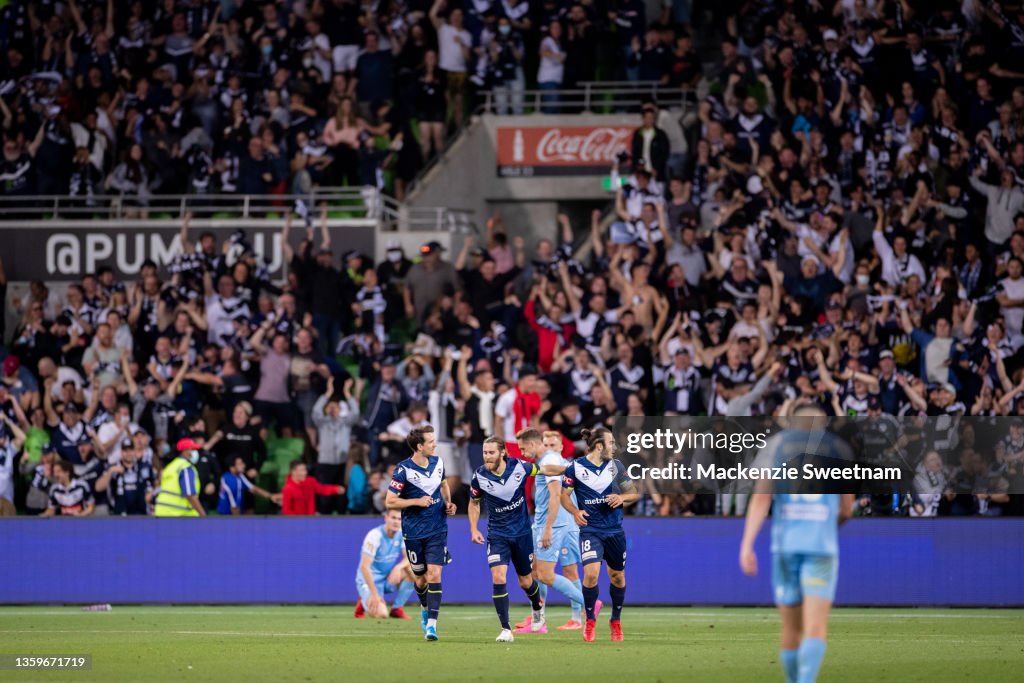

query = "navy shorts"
[487,533,535,577]
[404,532,451,575]
[579,530,627,571]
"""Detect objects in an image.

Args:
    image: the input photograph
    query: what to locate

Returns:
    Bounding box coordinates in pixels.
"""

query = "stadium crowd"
[0,0,691,203]
[2,0,1024,518]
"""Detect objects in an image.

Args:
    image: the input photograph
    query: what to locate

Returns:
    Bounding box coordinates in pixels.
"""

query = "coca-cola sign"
[496,126,636,177]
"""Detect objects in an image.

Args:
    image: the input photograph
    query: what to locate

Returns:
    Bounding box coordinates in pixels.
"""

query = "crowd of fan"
[0,0,691,204]
[3,0,1024,517]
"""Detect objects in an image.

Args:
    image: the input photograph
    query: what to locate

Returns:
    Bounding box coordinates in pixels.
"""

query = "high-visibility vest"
[153,457,200,517]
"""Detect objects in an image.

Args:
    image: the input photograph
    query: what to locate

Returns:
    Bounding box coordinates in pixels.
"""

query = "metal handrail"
[479,83,696,116]
[0,189,475,233]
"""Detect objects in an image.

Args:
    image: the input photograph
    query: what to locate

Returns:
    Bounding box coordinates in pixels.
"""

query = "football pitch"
[0,606,1020,682]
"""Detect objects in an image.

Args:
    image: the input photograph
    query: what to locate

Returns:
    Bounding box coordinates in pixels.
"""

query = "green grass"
[0,606,1020,682]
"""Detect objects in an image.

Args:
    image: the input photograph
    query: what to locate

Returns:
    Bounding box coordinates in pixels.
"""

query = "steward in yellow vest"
[153,438,207,517]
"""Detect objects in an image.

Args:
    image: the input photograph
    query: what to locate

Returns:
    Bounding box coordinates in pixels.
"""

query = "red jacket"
[524,300,573,373]
[282,475,341,515]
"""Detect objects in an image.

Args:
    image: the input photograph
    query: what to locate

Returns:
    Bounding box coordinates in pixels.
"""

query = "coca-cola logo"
[534,128,632,164]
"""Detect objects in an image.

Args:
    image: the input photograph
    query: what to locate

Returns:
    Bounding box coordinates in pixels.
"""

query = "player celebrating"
[354,509,416,620]
[739,403,855,683]
[560,427,638,642]
[386,425,457,641]
[468,436,545,642]
[512,428,586,633]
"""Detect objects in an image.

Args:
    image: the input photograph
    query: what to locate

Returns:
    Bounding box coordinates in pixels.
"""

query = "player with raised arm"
[468,436,545,643]
[354,509,416,620]
[512,428,587,633]
[385,425,457,641]
[739,403,856,683]
[560,427,638,642]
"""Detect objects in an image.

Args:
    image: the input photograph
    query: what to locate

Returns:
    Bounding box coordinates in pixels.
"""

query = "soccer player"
[385,425,457,641]
[512,428,586,633]
[354,509,416,620]
[560,427,638,642]
[468,436,545,642]
[739,403,856,683]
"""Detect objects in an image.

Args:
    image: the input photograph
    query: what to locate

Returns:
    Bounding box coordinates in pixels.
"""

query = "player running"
[468,436,545,643]
[739,403,855,683]
[512,428,587,633]
[354,509,416,620]
[386,425,457,641]
[560,427,638,642]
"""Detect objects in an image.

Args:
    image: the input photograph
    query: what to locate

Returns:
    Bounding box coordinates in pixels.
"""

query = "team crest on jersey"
[576,461,616,492]
[405,459,443,495]
[475,462,524,502]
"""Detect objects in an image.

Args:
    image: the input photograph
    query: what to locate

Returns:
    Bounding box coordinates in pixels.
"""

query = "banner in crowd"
[2,518,1021,605]
[495,125,636,177]
[0,224,377,282]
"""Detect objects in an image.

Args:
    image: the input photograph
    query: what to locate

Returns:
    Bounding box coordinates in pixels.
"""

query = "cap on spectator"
[342,249,361,262]
[879,349,895,360]
[2,356,19,376]
[55,314,72,326]
[941,383,957,395]
[143,376,161,386]
[237,401,253,416]
[41,442,56,454]
[823,29,838,42]
[176,437,202,452]
[746,175,764,195]
[472,247,488,257]
[420,241,445,255]
[130,425,149,436]
[826,300,843,310]
[386,238,402,250]
[64,402,80,413]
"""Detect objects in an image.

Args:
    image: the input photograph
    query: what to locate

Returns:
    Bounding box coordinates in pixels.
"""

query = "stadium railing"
[478,81,697,116]
[0,189,477,234]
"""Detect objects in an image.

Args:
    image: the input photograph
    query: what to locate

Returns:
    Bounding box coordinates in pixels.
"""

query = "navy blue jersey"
[562,457,634,533]
[470,458,537,539]
[388,456,447,540]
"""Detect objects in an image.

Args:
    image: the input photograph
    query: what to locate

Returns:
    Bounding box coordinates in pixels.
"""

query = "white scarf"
[471,386,495,434]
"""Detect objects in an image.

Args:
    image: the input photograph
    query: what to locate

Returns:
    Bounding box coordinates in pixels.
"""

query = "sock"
[552,574,585,607]
[609,584,625,621]
[426,582,442,621]
[780,649,799,683]
[415,583,428,609]
[492,583,510,630]
[583,584,599,621]
[394,580,415,609]
[538,581,548,603]
[797,638,827,683]
[570,579,583,622]
[525,580,543,612]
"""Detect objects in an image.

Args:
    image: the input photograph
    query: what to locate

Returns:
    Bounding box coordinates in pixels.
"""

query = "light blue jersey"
[766,430,846,557]
[356,524,405,581]
[533,450,575,529]
[771,492,841,556]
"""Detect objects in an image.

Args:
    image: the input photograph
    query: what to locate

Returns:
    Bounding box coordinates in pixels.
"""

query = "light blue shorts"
[355,574,397,602]
[533,525,581,566]
[771,552,838,606]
